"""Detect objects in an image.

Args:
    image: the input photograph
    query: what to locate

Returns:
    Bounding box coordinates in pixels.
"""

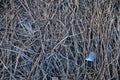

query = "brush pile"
[0,0,120,80]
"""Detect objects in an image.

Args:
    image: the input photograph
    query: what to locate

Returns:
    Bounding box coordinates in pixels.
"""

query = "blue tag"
[85,52,95,61]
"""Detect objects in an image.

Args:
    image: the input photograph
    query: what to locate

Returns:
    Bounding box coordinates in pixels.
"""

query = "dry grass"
[0,0,120,80]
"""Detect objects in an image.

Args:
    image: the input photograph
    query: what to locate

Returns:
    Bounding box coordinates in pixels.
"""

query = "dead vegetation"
[0,0,120,80]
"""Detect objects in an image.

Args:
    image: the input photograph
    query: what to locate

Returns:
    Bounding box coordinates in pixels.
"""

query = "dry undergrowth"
[0,0,120,80]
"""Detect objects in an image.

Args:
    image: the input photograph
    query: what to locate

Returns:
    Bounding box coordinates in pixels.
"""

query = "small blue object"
[85,52,95,61]
[16,47,18,52]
